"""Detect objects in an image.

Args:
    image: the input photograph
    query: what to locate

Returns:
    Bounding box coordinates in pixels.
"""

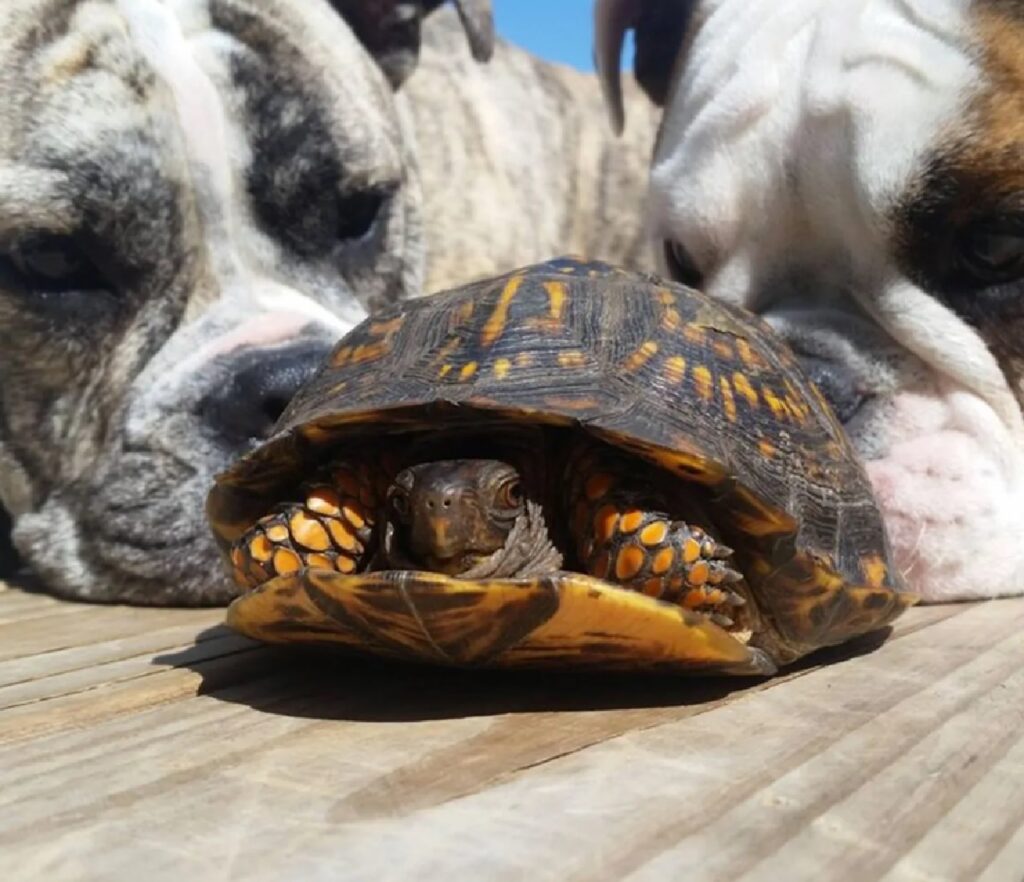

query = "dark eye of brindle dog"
[0,232,108,295]
[956,217,1024,289]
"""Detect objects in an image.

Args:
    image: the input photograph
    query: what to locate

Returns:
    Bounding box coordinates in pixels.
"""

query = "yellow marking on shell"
[328,519,358,552]
[493,358,512,379]
[733,372,758,407]
[737,338,765,369]
[438,364,453,378]
[682,538,701,564]
[657,288,675,306]
[712,338,734,361]
[692,365,714,402]
[341,501,367,530]
[369,316,403,336]
[652,547,674,575]
[558,350,587,368]
[265,524,289,543]
[456,299,475,323]
[663,355,687,384]
[585,473,613,501]
[762,386,790,421]
[336,555,356,574]
[481,274,524,346]
[331,345,353,367]
[248,534,273,562]
[515,352,534,368]
[662,308,682,331]
[683,324,706,346]
[544,280,567,321]
[758,438,778,459]
[350,341,390,365]
[272,548,301,575]
[230,547,246,569]
[863,555,888,589]
[306,488,341,517]
[624,340,659,371]
[544,396,600,411]
[619,510,645,534]
[459,361,478,381]
[432,336,462,365]
[290,512,331,552]
[615,546,646,580]
[640,522,669,547]
[720,377,738,422]
[593,504,619,543]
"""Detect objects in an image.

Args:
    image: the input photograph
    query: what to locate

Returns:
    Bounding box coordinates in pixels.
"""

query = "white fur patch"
[649,0,1024,600]
[115,0,354,335]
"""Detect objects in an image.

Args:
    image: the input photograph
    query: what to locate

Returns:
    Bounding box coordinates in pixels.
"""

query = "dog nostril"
[201,340,331,446]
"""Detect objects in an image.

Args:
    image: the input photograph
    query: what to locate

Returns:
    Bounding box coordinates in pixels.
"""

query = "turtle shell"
[209,257,915,671]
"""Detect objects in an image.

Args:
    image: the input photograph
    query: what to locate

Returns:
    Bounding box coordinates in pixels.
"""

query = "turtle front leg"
[230,459,383,590]
[567,443,745,624]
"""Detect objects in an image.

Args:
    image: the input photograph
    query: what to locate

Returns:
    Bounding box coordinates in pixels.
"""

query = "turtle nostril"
[443,499,452,509]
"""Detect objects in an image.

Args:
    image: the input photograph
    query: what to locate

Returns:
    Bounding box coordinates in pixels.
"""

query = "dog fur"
[598,0,1024,601]
[0,0,657,603]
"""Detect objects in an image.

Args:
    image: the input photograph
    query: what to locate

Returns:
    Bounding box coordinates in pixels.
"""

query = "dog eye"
[336,188,388,242]
[958,220,1024,285]
[664,240,704,289]
[1,233,106,293]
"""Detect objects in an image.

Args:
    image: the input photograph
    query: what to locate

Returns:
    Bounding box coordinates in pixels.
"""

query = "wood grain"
[0,581,1020,882]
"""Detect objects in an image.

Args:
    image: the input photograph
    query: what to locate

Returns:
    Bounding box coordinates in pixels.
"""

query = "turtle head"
[385,459,561,578]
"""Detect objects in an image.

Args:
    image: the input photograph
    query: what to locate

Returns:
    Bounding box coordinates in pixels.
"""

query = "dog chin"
[13,497,237,606]
[852,380,1024,603]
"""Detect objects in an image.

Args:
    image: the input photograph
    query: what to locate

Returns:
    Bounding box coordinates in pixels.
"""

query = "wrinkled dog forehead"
[0,0,428,603]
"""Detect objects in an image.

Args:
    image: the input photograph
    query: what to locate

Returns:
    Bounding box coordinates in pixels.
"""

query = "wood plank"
[0,585,1018,882]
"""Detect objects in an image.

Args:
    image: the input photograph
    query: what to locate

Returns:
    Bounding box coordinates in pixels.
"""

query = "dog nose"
[201,340,332,444]
[795,353,866,424]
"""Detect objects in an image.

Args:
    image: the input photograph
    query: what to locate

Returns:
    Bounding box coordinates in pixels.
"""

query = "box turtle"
[207,257,916,676]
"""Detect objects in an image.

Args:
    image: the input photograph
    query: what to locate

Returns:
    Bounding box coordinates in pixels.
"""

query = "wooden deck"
[2,580,1023,882]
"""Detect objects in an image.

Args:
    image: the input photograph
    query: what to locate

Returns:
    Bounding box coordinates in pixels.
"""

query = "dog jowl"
[598,0,1024,601]
[0,0,488,604]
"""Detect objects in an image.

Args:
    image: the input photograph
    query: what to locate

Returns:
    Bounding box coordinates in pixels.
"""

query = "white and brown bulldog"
[597,0,1024,601]
[0,0,657,604]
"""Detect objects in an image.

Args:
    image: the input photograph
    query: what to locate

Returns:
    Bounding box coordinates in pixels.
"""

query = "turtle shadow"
[153,623,893,723]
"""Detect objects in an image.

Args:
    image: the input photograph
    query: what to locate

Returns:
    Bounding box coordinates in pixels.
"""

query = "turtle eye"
[664,240,704,289]
[957,218,1024,286]
[496,476,523,510]
[389,488,410,521]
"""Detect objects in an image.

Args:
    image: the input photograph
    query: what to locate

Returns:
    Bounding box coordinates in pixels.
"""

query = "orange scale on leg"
[651,547,674,575]
[618,510,645,534]
[687,560,711,587]
[615,545,646,581]
[272,548,301,575]
[306,487,342,517]
[593,504,619,543]
[265,523,290,543]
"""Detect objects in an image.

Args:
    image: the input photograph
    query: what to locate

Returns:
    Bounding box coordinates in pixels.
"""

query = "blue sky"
[493,0,634,71]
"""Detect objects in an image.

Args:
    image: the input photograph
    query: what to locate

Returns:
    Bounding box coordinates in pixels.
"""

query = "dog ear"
[595,0,697,133]
[330,0,494,88]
